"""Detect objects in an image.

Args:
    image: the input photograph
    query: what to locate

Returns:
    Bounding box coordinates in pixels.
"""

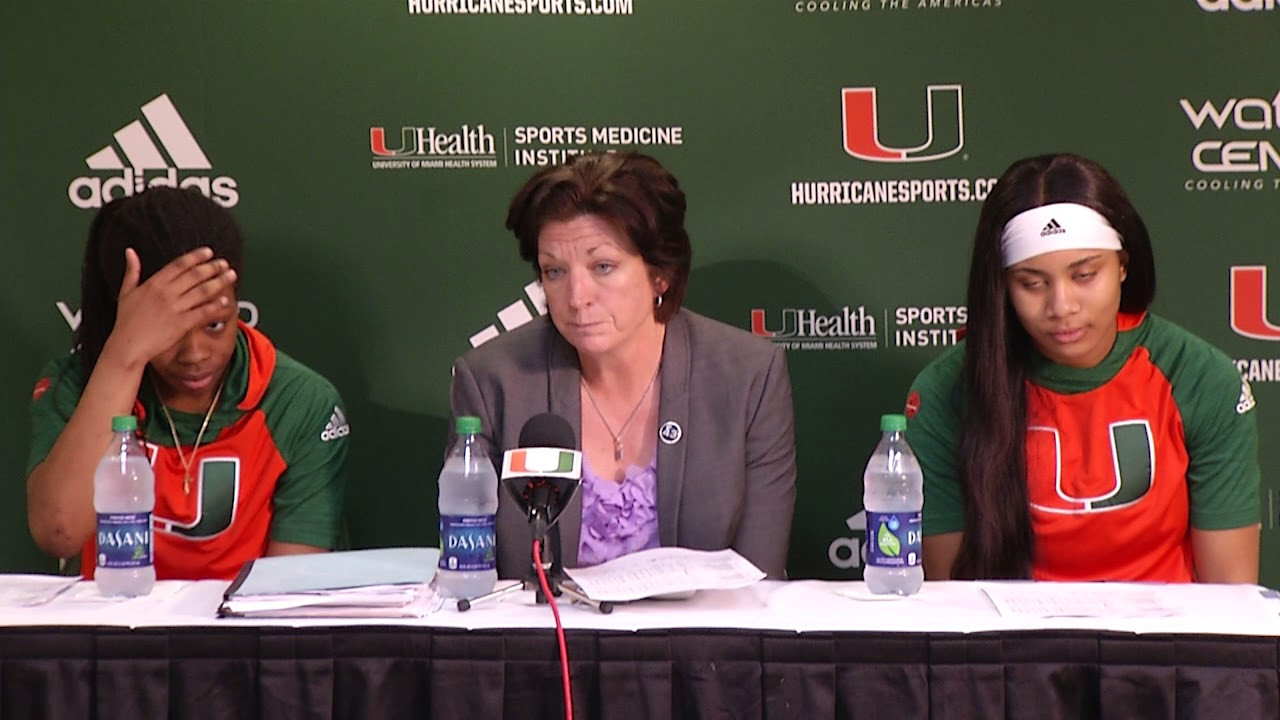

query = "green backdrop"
[2,0,1276,581]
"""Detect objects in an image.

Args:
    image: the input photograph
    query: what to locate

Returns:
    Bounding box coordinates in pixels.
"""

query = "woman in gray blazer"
[450,152,797,580]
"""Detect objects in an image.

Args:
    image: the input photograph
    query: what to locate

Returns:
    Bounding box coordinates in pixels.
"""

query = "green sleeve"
[26,354,84,476]
[1175,352,1261,530]
[904,344,967,536]
[263,357,350,549]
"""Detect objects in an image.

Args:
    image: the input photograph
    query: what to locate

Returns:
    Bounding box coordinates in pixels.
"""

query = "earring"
[655,294,664,307]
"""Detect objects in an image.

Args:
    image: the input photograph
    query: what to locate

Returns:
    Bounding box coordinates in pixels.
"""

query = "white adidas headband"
[1000,202,1123,268]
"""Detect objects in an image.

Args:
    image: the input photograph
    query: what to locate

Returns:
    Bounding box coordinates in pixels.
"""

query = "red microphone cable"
[533,539,573,720]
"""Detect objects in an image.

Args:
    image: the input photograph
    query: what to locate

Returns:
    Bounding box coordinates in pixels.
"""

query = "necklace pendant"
[183,473,192,495]
[614,439,624,461]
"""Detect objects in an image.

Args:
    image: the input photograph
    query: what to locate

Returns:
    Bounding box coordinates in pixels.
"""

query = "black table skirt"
[2,627,1277,720]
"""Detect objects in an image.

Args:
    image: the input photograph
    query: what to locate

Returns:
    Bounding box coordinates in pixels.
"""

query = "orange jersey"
[127,410,288,579]
[907,312,1259,581]
[29,323,349,580]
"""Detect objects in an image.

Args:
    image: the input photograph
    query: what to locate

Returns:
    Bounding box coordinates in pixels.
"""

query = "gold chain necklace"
[580,363,660,462]
[154,377,226,495]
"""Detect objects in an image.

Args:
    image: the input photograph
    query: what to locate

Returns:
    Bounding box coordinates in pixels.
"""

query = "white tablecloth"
[2,575,1278,636]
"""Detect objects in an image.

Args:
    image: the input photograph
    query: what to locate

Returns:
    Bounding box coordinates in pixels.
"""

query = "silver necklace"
[580,363,660,461]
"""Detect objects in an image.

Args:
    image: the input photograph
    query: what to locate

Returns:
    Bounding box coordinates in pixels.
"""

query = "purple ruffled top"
[576,449,659,567]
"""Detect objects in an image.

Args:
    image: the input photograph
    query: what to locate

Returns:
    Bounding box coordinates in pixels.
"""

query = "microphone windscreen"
[517,412,576,450]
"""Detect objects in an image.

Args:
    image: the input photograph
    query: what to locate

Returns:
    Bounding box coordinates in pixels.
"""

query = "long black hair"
[76,187,244,384]
[953,153,1155,579]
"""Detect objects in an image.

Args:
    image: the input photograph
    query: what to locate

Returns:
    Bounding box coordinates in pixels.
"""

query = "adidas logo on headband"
[1001,203,1123,267]
[1040,219,1065,237]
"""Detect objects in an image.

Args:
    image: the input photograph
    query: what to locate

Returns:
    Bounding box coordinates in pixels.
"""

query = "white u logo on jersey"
[153,457,241,539]
[1027,420,1155,514]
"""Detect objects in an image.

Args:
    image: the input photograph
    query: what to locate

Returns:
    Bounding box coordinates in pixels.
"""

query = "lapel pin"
[659,421,682,445]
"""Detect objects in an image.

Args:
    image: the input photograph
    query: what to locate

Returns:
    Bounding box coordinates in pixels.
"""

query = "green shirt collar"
[1028,313,1148,395]
[139,327,250,446]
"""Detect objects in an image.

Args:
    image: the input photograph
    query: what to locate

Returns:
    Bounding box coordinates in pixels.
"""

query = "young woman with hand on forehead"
[905,153,1260,583]
[26,187,350,580]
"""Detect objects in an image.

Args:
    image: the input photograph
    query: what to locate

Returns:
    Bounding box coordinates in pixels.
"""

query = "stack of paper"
[218,547,442,618]
[981,582,1177,619]
[0,575,80,608]
[564,547,765,602]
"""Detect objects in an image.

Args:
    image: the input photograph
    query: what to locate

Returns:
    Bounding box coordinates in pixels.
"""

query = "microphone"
[458,413,611,615]
[500,413,582,546]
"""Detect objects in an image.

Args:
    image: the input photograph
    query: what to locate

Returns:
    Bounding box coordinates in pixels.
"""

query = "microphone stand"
[456,513,613,614]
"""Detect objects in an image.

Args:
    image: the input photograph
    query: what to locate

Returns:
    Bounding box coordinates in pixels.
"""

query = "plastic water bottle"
[93,415,156,597]
[863,413,924,596]
[437,416,498,599]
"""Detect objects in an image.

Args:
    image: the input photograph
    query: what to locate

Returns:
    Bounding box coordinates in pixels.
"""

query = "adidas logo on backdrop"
[1040,218,1065,237]
[1196,0,1275,11]
[67,93,239,209]
[468,280,548,348]
[321,406,351,442]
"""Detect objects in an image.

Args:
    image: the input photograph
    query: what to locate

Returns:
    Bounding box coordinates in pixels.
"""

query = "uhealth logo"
[751,307,878,350]
[841,85,964,163]
[68,94,238,209]
[371,125,495,157]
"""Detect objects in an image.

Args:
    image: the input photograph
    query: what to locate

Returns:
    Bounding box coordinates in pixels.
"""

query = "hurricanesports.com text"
[791,177,997,205]
[408,0,632,14]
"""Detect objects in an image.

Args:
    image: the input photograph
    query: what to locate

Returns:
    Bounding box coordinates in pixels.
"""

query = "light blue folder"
[226,547,440,597]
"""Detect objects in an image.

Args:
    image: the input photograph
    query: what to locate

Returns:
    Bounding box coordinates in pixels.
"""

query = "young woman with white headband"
[903,153,1260,582]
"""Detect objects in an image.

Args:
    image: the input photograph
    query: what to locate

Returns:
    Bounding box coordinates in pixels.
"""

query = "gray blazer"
[449,309,797,579]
